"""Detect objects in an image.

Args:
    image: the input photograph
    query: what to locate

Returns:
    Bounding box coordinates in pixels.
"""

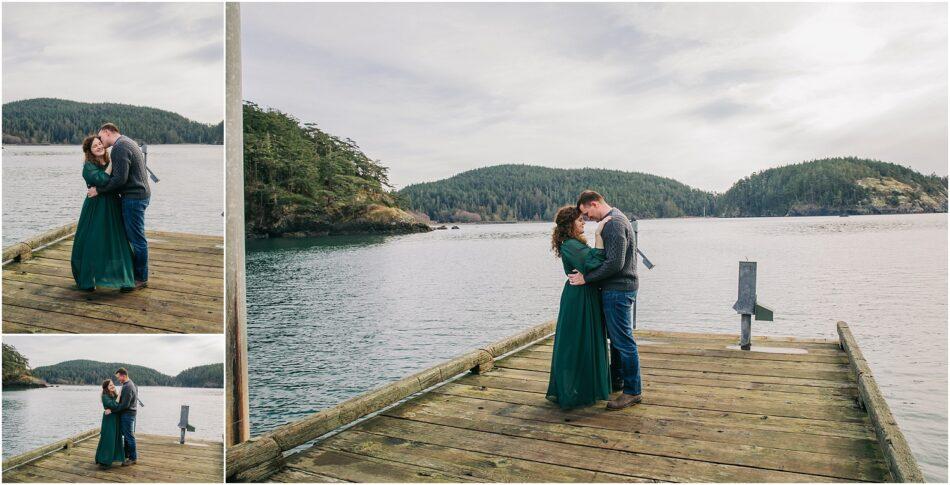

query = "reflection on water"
[2,385,223,459]
[247,214,947,481]
[2,144,223,245]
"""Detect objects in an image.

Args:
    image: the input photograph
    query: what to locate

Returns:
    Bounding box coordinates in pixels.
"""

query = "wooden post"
[225,1,251,448]
[838,321,924,482]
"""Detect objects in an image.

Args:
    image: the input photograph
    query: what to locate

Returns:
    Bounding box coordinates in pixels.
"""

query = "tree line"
[717,157,947,216]
[400,158,947,221]
[2,344,31,384]
[243,102,399,235]
[242,104,947,224]
[2,98,223,145]
[398,164,717,222]
[32,360,223,388]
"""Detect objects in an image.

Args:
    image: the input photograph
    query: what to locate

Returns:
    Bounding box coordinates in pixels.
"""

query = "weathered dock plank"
[2,433,223,483]
[2,227,223,334]
[229,324,918,483]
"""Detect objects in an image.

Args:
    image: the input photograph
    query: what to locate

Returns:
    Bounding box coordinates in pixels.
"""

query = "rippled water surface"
[2,385,223,459]
[247,214,947,481]
[2,144,223,246]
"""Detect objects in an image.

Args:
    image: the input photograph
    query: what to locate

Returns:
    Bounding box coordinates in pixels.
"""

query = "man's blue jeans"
[121,197,149,282]
[120,412,137,461]
[603,290,642,395]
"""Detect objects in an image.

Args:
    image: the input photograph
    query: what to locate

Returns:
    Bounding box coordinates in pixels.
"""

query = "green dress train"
[95,394,125,466]
[546,238,612,409]
[70,162,134,290]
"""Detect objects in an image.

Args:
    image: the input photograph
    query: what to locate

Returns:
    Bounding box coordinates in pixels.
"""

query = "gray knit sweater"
[97,136,151,199]
[583,208,638,291]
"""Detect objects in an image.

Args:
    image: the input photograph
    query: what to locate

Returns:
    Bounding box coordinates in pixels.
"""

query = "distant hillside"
[2,344,47,389]
[399,160,947,222]
[32,360,223,388]
[2,98,223,145]
[718,157,948,217]
[174,364,224,388]
[244,102,429,237]
[398,164,716,222]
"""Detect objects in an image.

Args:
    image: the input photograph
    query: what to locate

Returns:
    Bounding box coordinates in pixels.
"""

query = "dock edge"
[225,320,556,482]
[2,223,78,264]
[837,321,924,483]
[2,427,99,472]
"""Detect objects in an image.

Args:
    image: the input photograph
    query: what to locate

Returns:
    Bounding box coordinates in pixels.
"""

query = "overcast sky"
[3,335,223,375]
[243,3,947,191]
[3,2,223,124]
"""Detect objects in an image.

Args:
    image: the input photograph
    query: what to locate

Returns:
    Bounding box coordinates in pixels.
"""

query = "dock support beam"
[225,1,251,447]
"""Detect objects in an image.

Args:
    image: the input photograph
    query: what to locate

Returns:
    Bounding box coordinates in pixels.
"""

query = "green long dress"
[546,238,611,409]
[70,162,134,290]
[95,394,125,466]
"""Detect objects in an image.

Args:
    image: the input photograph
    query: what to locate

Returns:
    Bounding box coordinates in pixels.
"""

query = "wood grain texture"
[228,327,916,482]
[227,321,557,479]
[2,434,223,483]
[2,231,223,334]
[838,321,924,482]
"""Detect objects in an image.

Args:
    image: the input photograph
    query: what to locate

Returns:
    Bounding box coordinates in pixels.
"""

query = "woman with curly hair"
[70,135,135,291]
[546,205,613,409]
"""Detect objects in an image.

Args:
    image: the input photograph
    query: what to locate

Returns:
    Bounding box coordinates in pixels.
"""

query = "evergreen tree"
[2,98,222,144]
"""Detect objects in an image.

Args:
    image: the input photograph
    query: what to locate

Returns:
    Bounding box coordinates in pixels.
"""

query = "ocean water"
[2,385,223,459]
[1,144,223,246]
[246,213,947,481]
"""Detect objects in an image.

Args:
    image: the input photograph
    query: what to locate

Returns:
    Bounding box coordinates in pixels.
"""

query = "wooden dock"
[2,223,223,333]
[227,321,922,482]
[2,429,223,483]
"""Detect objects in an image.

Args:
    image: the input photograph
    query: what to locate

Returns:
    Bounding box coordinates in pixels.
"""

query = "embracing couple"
[95,368,139,468]
[547,190,643,411]
[71,123,150,292]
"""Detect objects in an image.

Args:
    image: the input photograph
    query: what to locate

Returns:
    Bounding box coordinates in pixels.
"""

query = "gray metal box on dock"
[732,261,774,350]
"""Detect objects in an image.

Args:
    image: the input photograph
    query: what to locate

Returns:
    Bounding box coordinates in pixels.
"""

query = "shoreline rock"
[248,220,433,239]
[2,375,48,390]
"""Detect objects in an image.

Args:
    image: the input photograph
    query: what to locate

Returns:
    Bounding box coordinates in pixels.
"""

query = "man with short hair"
[111,367,138,465]
[569,190,643,410]
[89,123,150,292]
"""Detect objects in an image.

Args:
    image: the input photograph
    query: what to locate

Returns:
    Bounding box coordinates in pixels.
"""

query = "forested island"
[244,102,429,238]
[243,104,946,233]
[2,98,223,145]
[399,165,716,221]
[2,344,48,389]
[717,157,948,217]
[32,360,223,388]
[401,159,947,221]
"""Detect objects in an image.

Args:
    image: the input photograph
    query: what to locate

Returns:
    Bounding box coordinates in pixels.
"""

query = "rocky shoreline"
[2,375,48,390]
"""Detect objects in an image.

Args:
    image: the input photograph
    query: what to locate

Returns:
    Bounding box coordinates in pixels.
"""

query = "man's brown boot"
[606,393,642,411]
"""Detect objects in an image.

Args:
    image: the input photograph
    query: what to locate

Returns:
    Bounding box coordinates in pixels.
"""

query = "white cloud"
[3,2,223,123]
[242,2,947,191]
[3,335,223,375]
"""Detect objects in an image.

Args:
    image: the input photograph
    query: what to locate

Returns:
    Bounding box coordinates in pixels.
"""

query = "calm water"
[1,144,223,246]
[1,385,223,459]
[246,214,948,481]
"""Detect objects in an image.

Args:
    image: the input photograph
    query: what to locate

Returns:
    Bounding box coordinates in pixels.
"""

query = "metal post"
[178,405,195,444]
[225,2,251,447]
[740,314,752,350]
[734,261,757,351]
